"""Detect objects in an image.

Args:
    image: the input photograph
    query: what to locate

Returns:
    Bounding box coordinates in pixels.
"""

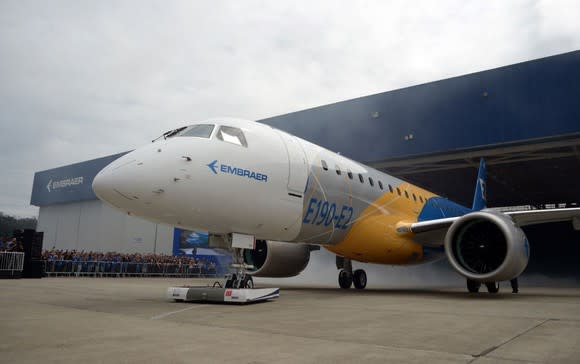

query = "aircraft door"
[275,130,308,195]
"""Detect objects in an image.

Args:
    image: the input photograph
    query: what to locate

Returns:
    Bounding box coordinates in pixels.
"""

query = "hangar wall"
[37,200,174,254]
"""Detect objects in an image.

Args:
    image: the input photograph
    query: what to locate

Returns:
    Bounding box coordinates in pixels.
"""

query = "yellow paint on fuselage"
[325,182,437,264]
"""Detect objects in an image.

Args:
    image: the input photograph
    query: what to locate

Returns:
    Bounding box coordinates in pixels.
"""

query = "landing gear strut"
[336,256,367,289]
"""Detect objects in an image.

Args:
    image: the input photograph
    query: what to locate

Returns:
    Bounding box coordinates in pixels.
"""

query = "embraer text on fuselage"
[207,160,268,182]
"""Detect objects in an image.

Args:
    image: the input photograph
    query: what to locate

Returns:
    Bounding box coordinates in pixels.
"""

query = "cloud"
[0,0,579,216]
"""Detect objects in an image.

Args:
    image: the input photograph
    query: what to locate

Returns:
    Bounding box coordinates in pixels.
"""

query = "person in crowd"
[14,240,24,252]
[5,237,18,251]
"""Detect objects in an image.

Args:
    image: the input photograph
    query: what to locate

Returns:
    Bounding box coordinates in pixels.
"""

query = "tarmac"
[1,277,579,364]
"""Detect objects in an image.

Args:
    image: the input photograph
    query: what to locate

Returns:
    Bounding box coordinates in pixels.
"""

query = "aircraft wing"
[400,208,580,247]
[503,208,580,227]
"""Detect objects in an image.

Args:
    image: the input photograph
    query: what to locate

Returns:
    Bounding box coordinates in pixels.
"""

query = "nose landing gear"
[227,247,254,289]
[224,272,254,289]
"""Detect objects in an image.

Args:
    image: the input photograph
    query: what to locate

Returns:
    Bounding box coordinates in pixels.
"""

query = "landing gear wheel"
[466,279,481,293]
[485,281,499,294]
[338,270,353,289]
[241,275,254,289]
[353,269,367,289]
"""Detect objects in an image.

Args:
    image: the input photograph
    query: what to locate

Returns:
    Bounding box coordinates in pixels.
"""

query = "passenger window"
[179,124,214,138]
[404,191,409,199]
[388,185,393,193]
[413,193,417,202]
[419,196,424,203]
[378,181,383,190]
[347,171,353,179]
[321,160,328,171]
[358,174,364,183]
[216,126,247,147]
[369,177,374,187]
[396,187,401,196]
[336,166,341,175]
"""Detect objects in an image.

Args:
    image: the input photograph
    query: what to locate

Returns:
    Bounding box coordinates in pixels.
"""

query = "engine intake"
[243,240,310,277]
[444,211,530,282]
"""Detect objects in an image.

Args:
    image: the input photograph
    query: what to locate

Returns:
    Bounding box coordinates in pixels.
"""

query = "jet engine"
[243,240,310,277]
[444,210,530,282]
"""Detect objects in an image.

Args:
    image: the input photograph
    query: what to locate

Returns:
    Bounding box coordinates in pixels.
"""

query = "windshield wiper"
[152,126,187,142]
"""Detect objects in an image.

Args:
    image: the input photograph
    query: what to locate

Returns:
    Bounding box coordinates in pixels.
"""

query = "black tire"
[467,279,481,293]
[485,281,499,293]
[338,270,353,289]
[353,269,367,289]
[242,276,254,289]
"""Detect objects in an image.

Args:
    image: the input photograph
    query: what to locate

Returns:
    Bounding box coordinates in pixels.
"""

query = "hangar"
[31,51,580,268]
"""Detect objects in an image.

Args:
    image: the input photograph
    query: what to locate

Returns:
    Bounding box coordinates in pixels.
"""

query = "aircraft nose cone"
[92,167,117,204]
[92,155,139,207]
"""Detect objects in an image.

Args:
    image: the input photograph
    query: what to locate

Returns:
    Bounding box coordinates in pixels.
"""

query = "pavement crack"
[471,318,551,359]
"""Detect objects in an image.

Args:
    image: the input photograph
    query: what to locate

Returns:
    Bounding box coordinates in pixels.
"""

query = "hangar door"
[275,130,308,196]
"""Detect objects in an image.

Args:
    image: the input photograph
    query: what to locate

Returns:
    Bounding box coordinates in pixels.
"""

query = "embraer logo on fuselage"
[207,160,268,182]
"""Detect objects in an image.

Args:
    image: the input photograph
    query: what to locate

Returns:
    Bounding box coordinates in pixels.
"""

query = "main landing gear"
[466,279,499,294]
[336,256,367,289]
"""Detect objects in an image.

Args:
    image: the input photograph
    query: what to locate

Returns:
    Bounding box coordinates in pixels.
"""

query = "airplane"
[92,118,580,293]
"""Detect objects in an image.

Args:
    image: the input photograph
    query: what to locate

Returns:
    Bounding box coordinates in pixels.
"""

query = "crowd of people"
[1,233,225,278]
[42,249,209,265]
[41,249,221,277]
[1,229,234,279]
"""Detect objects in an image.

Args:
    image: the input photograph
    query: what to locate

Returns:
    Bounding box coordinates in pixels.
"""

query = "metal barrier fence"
[44,260,220,278]
[0,252,25,276]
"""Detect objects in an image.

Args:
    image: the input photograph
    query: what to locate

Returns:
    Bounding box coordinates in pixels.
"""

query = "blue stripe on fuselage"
[417,197,471,222]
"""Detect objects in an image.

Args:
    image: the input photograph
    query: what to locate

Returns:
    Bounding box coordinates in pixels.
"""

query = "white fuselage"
[93,118,451,265]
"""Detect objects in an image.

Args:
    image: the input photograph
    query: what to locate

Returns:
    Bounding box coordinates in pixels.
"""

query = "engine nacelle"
[444,211,530,282]
[243,240,310,277]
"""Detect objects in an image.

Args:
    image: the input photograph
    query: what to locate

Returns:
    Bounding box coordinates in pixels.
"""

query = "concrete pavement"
[1,278,579,363]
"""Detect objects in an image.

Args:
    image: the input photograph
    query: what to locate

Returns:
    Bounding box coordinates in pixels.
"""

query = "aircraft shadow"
[262,285,580,300]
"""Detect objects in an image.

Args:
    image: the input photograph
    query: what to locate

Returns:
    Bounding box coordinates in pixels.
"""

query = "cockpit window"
[216,126,247,147]
[178,124,215,138]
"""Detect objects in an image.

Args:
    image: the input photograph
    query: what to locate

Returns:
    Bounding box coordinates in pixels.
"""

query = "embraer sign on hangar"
[31,152,129,206]
[46,177,85,192]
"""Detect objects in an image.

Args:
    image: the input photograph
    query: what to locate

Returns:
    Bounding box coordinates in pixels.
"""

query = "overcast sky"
[1,0,579,217]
